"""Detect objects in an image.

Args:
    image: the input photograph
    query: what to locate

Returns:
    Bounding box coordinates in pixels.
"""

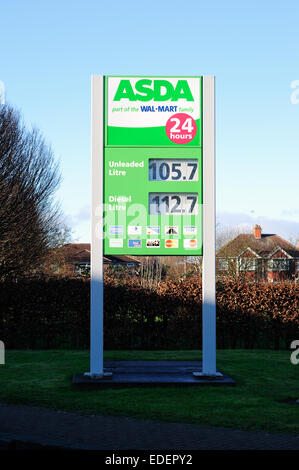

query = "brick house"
[216,224,299,282]
[51,243,141,277]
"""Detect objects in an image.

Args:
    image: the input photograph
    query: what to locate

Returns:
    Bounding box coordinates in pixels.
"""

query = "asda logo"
[113,79,194,102]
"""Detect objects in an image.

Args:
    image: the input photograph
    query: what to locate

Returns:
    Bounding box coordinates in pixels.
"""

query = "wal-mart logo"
[113,79,194,102]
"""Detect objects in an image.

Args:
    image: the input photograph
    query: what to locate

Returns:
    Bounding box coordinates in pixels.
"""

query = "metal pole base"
[84,372,113,380]
[192,371,223,379]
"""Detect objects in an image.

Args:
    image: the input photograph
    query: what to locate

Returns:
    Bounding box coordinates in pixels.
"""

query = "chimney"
[253,224,262,239]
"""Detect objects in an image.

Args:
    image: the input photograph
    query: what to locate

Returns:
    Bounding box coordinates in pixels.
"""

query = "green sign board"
[103,76,203,256]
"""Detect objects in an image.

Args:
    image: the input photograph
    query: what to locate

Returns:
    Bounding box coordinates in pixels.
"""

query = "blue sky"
[1,0,299,242]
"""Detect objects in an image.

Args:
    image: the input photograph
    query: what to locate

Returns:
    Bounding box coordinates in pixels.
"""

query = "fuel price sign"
[88,75,218,378]
[103,76,203,255]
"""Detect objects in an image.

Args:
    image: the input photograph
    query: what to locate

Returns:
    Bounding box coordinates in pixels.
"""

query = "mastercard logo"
[184,239,197,248]
[165,239,179,248]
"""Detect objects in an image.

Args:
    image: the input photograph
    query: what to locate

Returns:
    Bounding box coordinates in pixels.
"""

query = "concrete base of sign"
[193,371,223,379]
[84,372,113,380]
[73,361,235,387]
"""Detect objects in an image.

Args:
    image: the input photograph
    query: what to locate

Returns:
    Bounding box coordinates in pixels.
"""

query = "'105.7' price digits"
[149,159,198,181]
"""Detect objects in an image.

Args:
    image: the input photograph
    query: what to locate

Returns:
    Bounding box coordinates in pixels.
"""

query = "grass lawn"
[0,349,298,434]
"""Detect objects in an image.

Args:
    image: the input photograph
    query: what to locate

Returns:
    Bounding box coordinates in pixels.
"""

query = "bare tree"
[0,105,68,280]
[287,234,299,248]
[139,256,166,289]
[216,223,252,250]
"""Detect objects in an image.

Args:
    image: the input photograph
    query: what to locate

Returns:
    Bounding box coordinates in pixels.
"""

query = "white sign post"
[200,76,219,376]
[192,76,220,378]
[85,76,109,378]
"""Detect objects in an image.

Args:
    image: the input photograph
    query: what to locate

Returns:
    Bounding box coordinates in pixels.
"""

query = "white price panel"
[149,159,198,181]
[149,193,198,215]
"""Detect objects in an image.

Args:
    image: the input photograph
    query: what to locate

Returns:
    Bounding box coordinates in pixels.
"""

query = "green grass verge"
[0,350,298,434]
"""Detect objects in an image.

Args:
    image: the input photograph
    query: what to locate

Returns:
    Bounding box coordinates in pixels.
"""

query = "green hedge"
[0,277,298,349]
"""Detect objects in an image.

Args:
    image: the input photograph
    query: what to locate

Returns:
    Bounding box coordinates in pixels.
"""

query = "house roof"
[217,233,299,259]
[63,244,90,262]
[62,243,140,265]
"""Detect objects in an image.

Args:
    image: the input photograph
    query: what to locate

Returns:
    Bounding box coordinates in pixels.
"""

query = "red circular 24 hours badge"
[165,113,197,144]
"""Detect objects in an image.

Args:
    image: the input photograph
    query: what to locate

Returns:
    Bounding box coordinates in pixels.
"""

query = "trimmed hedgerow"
[0,276,298,350]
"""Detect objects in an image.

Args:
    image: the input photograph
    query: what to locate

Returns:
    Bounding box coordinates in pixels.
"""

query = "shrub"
[0,276,297,349]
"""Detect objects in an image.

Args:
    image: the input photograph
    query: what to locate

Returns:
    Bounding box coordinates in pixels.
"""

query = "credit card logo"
[165,226,179,235]
[109,239,123,248]
[128,239,142,248]
[184,239,197,249]
[146,239,160,248]
[146,226,160,235]
[109,225,123,235]
[183,226,197,235]
[165,239,179,248]
[128,225,142,235]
